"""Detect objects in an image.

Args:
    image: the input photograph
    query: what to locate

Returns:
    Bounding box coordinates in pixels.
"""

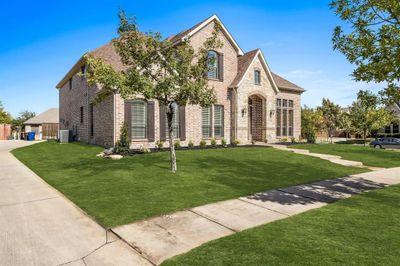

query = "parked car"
[370,138,400,149]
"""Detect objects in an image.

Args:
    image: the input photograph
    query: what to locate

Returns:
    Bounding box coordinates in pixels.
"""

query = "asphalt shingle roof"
[24,108,59,125]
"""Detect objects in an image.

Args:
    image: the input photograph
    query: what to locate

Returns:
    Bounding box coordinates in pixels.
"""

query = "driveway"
[0,141,151,266]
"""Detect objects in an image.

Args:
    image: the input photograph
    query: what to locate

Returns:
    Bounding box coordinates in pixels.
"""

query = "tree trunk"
[167,103,177,173]
[363,129,367,147]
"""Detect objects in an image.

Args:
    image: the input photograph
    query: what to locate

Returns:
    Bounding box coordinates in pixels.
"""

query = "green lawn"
[162,184,400,266]
[12,142,366,228]
[293,143,400,168]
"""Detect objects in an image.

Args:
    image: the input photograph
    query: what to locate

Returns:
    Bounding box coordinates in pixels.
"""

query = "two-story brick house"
[57,15,304,148]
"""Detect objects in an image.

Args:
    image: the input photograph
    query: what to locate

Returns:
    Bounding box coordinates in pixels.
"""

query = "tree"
[11,110,36,139]
[85,11,222,173]
[349,90,393,146]
[318,98,341,143]
[331,0,400,104]
[301,106,323,143]
[0,101,12,124]
[338,111,353,139]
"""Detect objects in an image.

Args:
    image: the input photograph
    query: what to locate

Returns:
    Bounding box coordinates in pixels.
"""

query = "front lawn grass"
[162,184,400,266]
[12,142,366,228]
[292,143,400,168]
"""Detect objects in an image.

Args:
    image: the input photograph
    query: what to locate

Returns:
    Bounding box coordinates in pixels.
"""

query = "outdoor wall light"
[241,106,247,117]
[270,110,275,117]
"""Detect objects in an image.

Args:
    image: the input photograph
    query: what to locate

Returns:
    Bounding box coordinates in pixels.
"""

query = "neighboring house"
[24,108,59,140]
[381,102,400,135]
[57,15,304,148]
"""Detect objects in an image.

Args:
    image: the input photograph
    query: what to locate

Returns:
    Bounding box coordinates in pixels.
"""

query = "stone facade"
[57,15,304,148]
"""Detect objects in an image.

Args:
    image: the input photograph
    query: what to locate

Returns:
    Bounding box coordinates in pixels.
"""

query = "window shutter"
[159,104,167,141]
[218,53,224,81]
[179,105,186,141]
[147,101,155,142]
[124,101,132,140]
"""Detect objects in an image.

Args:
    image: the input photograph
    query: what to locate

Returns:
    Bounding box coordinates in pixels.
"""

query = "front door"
[248,95,265,142]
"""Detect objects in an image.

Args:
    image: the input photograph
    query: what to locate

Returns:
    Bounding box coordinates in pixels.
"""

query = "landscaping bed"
[12,142,367,228]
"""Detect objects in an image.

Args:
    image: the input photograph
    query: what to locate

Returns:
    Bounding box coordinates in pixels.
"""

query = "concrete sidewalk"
[112,167,400,265]
[0,141,151,266]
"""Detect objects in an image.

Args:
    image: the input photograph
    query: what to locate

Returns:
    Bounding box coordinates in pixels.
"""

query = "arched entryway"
[248,95,266,142]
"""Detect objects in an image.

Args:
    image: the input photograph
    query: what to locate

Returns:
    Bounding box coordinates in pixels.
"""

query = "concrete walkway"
[0,141,151,266]
[112,167,400,265]
[265,144,369,168]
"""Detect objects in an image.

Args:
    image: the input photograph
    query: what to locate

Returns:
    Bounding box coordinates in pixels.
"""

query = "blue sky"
[0,0,383,117]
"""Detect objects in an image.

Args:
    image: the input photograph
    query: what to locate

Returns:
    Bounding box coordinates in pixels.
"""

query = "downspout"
[113,92,116,147]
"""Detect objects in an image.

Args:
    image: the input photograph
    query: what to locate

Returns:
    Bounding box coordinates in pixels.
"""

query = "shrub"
[155,140,164,150]
[291,137,296,143]
[188,140,194,148]
[199,139,207,148]
[114,122,130,154]
[232,139,240,146]
[140,146,150,153]
[306,132,316,144]
[221,138,227,147]
[280,137,288,143]
[174,139,181,149]
[210,138,217,147]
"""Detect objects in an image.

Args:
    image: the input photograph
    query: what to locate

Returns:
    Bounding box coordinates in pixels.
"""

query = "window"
[81,65,86,76]
[282,109,288,136]
[131,100,147,139]
[207,51,219,79]
[214,105,224,137]
[165,103,179,139]
[202,106,212,138]
[276,98,294,137]
[288,110,294,137]
[69,78,72,90]
[80,106,84,124]
[254,70,261,85]
[89,104,94,137]
[276,108,281,137]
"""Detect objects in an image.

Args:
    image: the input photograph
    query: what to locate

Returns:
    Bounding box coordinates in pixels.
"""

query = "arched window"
[207,51,219,79]
[131,100,147,139]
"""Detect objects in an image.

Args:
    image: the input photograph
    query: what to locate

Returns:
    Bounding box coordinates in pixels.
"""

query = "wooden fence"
[0,124,11,140]
[42,123,59,139]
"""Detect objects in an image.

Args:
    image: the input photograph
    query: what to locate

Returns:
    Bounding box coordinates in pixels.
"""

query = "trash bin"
[27,132,36,141]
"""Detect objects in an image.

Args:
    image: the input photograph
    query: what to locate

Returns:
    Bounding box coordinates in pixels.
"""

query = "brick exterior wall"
[59,18,302,148]
[59,73,114,147]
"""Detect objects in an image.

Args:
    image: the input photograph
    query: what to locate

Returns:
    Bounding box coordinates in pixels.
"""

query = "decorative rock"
[96,152,105,157]
[103,148,114,156]
[107,154,123,160]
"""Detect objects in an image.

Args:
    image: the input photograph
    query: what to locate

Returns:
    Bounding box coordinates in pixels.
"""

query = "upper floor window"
[207,51,219,79]
[254,70,261,85]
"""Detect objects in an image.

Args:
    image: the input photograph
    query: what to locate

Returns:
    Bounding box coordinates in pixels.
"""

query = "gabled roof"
[168,14,244,56]
[229,49,304,93]
[24,108,59,125]
[229,49,280,93]
[56,42,125,89]
[271,73,305,92]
